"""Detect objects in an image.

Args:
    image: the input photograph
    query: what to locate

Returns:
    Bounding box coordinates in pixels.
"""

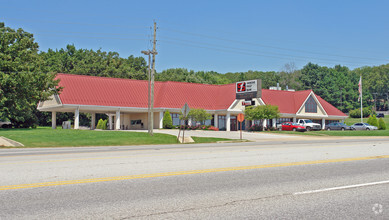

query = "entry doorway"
[230,116,237,131]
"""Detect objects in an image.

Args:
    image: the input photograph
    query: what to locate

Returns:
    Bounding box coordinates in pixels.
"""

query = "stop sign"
[237,113,244,122]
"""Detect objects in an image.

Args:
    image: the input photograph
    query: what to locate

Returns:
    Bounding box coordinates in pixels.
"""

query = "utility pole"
[141,21,157,136]
[150,21,157,136]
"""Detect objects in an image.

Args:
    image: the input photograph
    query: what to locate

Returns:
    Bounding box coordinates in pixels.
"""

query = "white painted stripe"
[294,180,389,195]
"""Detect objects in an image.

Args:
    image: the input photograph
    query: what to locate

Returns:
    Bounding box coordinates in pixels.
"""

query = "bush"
[378,118,386,130]
[102,119,108,130]
[249,124,263,131]
[367,115,378,127]
[163,111,173,129]
[349,107,372,118]
[96,119,107,130]
[96,119,103,129]
[177,125,219,131]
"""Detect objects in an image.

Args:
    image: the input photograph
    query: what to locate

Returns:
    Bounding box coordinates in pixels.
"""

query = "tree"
[188,108,212,125]
[378,118,386,130]
[163,111,173,129]
[245,105,280,121]
[39,45,148,80]
[367,115,378,127]
[0,22,59,128]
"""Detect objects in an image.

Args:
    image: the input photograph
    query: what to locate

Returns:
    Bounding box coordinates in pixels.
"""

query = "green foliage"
[188,108,212,125]
[96,119,108,130]
[349,107,372,118]
[163,111,173,129]
[96,119,104,129]
[0,22,59,128]
[367,115,378,127]
[39,44,148,80]
[377,118,386,130]
[244,105,280,121]
[378,118,386,130]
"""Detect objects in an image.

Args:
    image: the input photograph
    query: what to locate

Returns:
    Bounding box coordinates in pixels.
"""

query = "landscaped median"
[0,127,232,148]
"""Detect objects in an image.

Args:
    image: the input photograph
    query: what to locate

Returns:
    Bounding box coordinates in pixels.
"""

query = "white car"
[0,119,11,128]
[351,123,378,130]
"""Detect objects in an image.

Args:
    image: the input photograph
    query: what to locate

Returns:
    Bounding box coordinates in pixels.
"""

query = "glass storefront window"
[218,115,226,131]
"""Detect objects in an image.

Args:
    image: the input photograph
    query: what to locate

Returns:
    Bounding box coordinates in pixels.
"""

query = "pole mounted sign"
[236,79,262,100]
[181,103,190,117]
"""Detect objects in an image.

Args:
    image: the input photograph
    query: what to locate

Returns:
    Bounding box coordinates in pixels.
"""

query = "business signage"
[242,101,252,106]
[236,80,257,93]
[236,79,262,99]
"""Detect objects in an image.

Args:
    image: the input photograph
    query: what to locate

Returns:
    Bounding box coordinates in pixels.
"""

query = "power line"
[31,30,148,37]
[159,36,378,65]
[159,39,377,66]
[35,33,146,42]
[1,17,147,29]
[161,27,388,62]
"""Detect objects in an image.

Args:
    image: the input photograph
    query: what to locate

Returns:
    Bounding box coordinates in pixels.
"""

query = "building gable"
[297,92,327,116]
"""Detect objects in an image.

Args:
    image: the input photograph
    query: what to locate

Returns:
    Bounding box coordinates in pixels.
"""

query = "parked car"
[280,122,306,132]
[325,122,354,131]
[0,119,12,128]
[297,119,321,131]
[376,113,385,118]
[351,123,378,130]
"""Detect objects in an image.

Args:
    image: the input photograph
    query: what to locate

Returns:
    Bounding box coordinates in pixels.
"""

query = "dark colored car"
[281,122,306,132]
[325,122,354,131]
[377,113,385,118]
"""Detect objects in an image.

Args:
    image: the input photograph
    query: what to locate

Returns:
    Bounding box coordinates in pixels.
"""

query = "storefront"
[38,74,347,131]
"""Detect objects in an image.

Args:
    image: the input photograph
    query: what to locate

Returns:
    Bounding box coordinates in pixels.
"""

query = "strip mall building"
[38,74,347,131]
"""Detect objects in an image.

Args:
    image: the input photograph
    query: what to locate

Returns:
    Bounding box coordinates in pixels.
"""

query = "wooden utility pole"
[150,21,157,136]
[141,21,157,136]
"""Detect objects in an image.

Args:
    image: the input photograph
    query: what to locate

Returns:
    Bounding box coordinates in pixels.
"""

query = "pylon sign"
[236,79,262,99]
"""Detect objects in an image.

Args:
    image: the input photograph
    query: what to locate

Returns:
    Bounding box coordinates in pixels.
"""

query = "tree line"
[1,22,388,128]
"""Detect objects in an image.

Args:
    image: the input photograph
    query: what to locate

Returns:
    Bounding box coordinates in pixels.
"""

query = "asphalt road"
[0,137,388,219]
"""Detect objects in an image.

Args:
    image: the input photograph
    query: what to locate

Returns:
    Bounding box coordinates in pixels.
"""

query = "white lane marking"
[294,180,389,195]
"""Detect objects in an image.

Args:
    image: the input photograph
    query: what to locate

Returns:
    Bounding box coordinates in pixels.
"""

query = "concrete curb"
[0,136,24,147]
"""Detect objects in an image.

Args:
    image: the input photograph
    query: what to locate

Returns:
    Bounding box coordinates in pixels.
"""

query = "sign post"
[179,103,190,143]
[237,113,244,140]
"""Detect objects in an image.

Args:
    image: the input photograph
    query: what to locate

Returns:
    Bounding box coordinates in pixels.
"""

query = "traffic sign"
[181,103,190,117]
[237,113,244,122]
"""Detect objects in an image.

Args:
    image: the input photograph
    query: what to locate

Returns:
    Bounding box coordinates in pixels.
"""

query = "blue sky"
[1,0,389,73]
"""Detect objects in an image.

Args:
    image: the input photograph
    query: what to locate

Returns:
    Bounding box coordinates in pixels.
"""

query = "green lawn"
[0,127,232,148]
[344,115,389,128]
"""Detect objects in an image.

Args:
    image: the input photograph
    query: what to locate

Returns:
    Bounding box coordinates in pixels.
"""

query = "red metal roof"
[55,74,346,116]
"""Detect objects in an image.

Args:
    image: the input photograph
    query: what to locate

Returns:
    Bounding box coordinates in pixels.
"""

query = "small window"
[131,120,141,125]
[171,113,180,126]
[305,96,317,113]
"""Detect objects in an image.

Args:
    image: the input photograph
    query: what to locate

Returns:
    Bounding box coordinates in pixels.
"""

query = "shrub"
[207,126,219,131]
[163,111,173,129]
[367,115,378,127]
[349,107,372,118]
[101,119,108,130]
[249,124,263,131]
[378,118,386,130]
[96,119,104,129]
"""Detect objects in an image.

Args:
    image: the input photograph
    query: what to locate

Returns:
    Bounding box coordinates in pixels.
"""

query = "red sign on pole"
[237,113,244,122]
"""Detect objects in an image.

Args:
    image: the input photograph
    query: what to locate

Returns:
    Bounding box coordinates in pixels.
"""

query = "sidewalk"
[127,129,298,142]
